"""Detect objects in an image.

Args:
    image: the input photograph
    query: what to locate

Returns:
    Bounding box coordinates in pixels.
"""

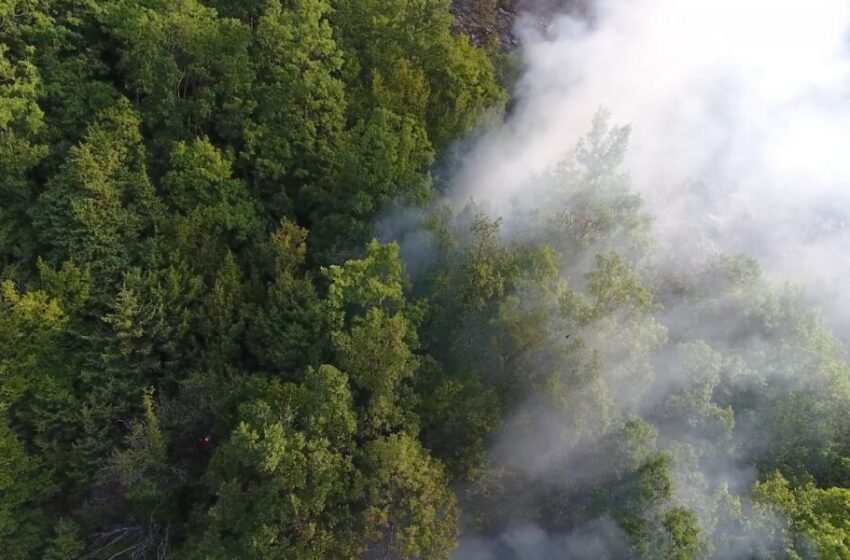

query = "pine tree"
[33,99,163,301]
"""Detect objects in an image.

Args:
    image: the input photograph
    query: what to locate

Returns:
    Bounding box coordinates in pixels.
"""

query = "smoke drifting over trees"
[455,0,850,327]
[2,0,850,558]
[441,0,850,557]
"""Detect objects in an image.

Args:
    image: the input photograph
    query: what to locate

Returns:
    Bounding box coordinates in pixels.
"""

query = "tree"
[189,366,358,559]
[303,107,434,260]
[242,0,347,220]
[416,362,501,479]
[163,138,263,243]
[248,219,328,374]
[92,390,177,559]
[330,0,503,149]
[359,434,459,559]
[195,251,250,370]
[33,98,162,299]
[42,518,86,560]
[325,241,421,436]
[0,282,66,559]
[659,507,702,560]
[0,422,51,559]
[538,110,648,259]
[100,0,255,153]
[755,472,850,559]
[0,41,47,269]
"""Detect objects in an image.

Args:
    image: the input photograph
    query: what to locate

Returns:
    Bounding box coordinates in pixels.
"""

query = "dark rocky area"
[450,0,520,48]
[450,0,593,48]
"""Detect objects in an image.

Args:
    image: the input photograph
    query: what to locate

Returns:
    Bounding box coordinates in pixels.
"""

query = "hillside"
[3,1,850,559]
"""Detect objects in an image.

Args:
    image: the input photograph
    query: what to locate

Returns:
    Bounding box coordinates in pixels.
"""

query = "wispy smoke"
[441,0,850,557]
[453,0,850,329]
[456,518,628,560]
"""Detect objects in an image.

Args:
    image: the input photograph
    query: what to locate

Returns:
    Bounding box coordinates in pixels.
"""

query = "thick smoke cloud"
[452,0,850,331]
[446,1,850,557]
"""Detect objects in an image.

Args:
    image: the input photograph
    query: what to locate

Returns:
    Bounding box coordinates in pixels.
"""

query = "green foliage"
[163,138,263,242]
[661,507,702,560]
[33,99,162,289]
[334,306,420,435]
[0,282,65,559]
[244,0,346,218]
[755,472,850,559]
[0,43,46,266]
[42,519,86,560]
[331,0,503,149]
[304,107,435,259]
[107,389,173,519]
[0,1,509,556]
[416,363,501,479]
[539,109,648,257]
[359,434,459,559]
[326,241,421,435]
[325,240,407,316]
[248,219,328,374]
[0,421,51,559]
[101,0,255,149]
[7,1,850,558]
[190,367,358,559]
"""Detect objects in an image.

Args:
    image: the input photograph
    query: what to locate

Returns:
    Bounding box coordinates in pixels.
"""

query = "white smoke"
[442,1,850,556]
[452,0,850,331]
[456,519,628,559]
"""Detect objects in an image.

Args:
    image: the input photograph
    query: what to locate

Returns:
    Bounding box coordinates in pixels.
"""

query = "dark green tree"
[33,99,163,298]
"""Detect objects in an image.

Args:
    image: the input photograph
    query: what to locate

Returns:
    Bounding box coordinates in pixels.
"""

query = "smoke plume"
[453,0,850,329]
[441,0,850,557]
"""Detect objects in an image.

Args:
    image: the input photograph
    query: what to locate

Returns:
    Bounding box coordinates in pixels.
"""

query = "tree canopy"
[1,2,849,559]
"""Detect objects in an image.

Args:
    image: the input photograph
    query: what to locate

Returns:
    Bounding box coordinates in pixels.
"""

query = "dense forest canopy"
[2,1,850,559]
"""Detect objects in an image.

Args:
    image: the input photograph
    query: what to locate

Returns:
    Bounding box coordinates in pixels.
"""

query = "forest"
[2,0,850,559]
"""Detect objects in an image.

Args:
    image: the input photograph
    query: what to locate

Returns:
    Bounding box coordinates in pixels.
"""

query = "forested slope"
[2,1,850,559]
